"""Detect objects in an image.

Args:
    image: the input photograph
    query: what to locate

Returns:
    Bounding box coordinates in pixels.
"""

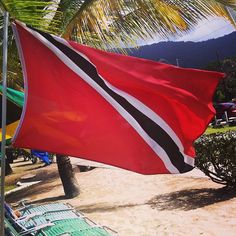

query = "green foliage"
[0,0,62,34]
[195,131,236,187]
[5,184,15,192]
[0,38,23,89]
[0,0,63,89]
[60,0,236,50]
[204,57,236,102]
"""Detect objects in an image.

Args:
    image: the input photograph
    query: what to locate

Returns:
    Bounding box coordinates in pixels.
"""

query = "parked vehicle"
[214,102,236,120]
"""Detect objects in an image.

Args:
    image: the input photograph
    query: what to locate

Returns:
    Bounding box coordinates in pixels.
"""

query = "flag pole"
[0,11,9,236]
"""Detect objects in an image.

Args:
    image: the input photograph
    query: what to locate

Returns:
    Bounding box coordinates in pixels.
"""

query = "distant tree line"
[204,57,236,102]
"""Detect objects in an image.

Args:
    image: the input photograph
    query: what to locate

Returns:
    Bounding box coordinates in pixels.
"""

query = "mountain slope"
[128,32,236,69]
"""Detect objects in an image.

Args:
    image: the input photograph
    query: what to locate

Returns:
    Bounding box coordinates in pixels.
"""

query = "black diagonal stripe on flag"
[31,27,192,173]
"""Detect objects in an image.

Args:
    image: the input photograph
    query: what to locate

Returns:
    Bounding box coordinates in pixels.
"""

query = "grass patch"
[5,185,16,192]
[205,125,236,135]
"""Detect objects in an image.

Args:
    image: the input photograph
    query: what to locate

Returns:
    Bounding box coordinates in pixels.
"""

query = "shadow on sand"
[14,162,35,168]
[78,203,144,213]
[25,165,50,171]
[148,187,236,211]
[28,195,67,205]
[6,177,61,203]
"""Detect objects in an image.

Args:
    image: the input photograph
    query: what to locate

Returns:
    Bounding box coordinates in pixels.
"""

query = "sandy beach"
[5,157,236,236]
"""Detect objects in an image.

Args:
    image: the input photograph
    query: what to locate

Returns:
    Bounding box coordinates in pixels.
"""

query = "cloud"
[176,17,235,42]
[137,16,235,45]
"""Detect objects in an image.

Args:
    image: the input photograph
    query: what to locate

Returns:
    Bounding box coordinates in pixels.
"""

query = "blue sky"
[139,16,235,45]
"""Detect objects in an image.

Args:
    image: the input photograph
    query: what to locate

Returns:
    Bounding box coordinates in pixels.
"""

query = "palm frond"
[0,0,62,33]
[216,0,236,8]
[0,0,63,89]
[51,0,85,33]
[61,0,236,50]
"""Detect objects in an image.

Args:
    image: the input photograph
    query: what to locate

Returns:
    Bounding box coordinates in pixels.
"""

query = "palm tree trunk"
[56,154,80,198]
[5,158,13,176]
[5,148,13,175]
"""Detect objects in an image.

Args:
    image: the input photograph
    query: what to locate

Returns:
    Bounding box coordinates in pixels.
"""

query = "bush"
[195,131,236,188]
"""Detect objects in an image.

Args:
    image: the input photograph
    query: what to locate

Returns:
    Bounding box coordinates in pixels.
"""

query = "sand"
[5,157,236,236]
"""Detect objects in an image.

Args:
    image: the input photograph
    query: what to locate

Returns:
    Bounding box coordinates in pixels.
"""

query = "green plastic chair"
[20,210,84,230]
[5,217,21,236]
[19,203,73,217]
[35,218,112,236]
[9,202,116,236]
[5,215,53,236]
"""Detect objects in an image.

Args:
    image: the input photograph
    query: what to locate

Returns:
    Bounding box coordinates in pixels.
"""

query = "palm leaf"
[0,0,62,33]
[0,0,63,88]
[61,0,236,50]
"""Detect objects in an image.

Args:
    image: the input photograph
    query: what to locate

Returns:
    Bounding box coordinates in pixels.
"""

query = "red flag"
[12,21,224,174]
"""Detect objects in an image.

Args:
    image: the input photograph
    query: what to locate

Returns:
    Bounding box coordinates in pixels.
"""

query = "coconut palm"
[0,0,236,198]
[57,0,236,50]
[1,1,236,49]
